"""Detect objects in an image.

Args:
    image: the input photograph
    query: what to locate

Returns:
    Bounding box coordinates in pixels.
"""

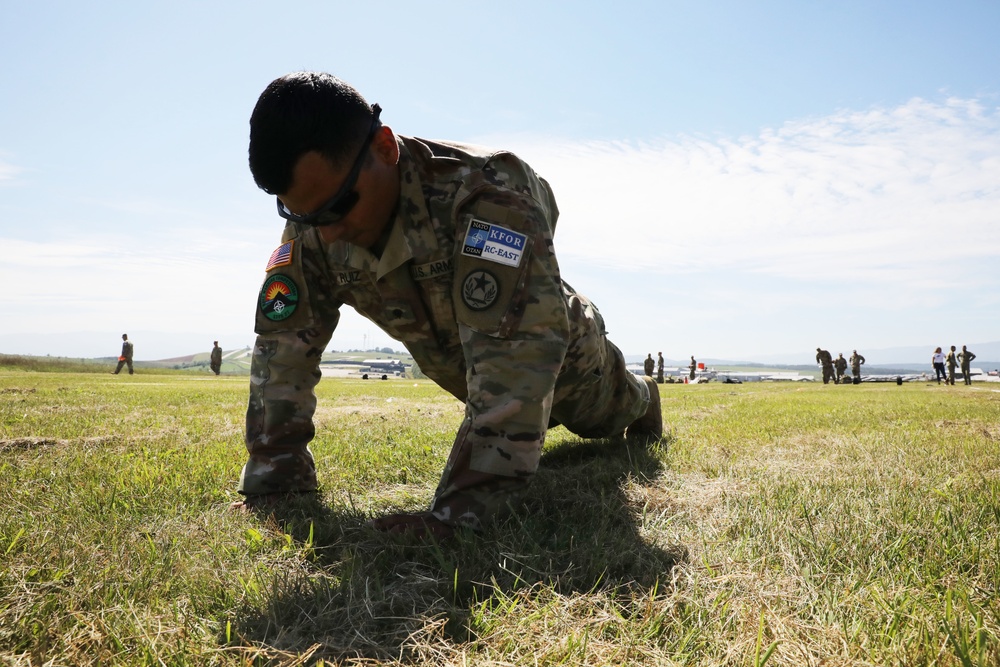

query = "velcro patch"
[259,274,299,322]
[460,270,500,311]
[461,219,527,267]
[265,240,294,271]
[411,257,454,280]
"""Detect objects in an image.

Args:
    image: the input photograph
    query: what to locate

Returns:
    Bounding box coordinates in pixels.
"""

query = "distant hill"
[152,347,254,375]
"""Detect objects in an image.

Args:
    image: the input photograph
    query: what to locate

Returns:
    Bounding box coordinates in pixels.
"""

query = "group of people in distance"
[815,348,866,385]
[931,345,976,385]
[642,352,699,383]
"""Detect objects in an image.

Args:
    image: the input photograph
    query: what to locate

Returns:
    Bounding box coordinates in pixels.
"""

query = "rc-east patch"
[454,214,532,335]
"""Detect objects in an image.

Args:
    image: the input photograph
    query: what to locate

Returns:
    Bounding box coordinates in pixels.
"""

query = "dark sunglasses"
[275,104,382,227]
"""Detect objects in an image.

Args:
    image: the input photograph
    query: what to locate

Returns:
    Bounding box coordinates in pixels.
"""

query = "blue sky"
[1,1,998,362]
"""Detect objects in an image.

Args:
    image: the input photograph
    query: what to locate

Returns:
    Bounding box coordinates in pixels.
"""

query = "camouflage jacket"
[245,135,613,492]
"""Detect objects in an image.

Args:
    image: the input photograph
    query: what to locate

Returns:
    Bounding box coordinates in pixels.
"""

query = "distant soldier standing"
[945,345,959,386]
[210,341,223,375]
[643,353,655,378]
[688,356,697,381]
[816,347,834,384]
[849,349,865,383]
[958,345,976,385]
[656,352,664,384]
[834,353,848,384]
[112,333,134,375]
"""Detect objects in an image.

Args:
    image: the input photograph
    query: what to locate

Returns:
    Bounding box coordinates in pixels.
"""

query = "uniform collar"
[374,138,438,279]
[328,137,440,278]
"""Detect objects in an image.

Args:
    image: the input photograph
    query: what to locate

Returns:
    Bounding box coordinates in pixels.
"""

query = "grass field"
[1,369,998,666]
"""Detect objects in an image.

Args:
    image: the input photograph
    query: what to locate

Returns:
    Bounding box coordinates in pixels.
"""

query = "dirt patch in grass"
[0,435,119,452]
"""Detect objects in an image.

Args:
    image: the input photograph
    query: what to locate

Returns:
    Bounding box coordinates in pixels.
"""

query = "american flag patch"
[265,240,294,271]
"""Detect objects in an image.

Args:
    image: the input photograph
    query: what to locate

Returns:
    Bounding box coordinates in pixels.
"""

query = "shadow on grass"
[229,435,685,663]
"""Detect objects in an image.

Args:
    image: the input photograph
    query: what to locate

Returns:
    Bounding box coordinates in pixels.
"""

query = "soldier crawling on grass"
[232,72,663,540]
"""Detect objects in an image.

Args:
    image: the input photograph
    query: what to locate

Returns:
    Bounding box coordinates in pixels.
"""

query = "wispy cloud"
[3,97,997,359]
[0,156,23,183]
[470,97,1000,355]
[489,97,1000,286]
[0,233,263,331]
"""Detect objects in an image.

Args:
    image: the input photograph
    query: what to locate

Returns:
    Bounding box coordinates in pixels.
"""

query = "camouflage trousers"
[429,335,649,530]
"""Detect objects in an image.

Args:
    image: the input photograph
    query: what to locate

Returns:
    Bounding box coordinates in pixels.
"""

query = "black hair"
[248,72,374,195]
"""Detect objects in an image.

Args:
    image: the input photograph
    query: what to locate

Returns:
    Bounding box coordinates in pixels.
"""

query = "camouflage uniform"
[834,354,848,384]
[643,354,655,377]
[210,343,223,375]
[849,351,865,382]
[240,136,651,529]
[113,338,134,375]
[946,348,959,385]
[958,346,976,385]
[688,357,697,381]
[816,348,834,384]
[656,352,664,384]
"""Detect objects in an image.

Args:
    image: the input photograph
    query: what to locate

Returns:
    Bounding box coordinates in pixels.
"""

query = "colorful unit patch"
[461,269,500,311]
[461,219,527,267]
[259,274,299,321]
[265,240,294,271]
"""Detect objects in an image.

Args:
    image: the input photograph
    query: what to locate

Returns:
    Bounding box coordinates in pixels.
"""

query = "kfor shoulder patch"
[461,219,527,267]
[265,240,294,271]
[259,274,299,321]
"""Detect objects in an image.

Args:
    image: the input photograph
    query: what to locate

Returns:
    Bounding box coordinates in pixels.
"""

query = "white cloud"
[0,233,261,331]
[3,97,998,359]
[485,96,1000,286]
[467,97,1000,356]
[0,157,22,182]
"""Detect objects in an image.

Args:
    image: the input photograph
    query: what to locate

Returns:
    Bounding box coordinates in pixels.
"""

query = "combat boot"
[626,376,663,441]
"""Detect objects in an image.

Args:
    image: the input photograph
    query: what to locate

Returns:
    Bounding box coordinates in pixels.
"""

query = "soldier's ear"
[372,126,399,166]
